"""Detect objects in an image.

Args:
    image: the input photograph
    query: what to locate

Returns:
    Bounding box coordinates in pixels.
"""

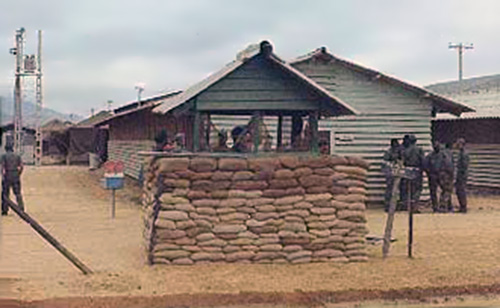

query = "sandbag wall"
[142,154,370,265]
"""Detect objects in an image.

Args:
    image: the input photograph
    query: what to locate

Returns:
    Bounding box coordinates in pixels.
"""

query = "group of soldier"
[383,135,469,214]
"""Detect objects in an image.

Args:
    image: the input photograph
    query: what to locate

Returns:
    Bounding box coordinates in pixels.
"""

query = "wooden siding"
[294,60,433,204]
[196,56,327,114]
[108,140,154,179]
[433,119,500,190]
[466,144,500,188]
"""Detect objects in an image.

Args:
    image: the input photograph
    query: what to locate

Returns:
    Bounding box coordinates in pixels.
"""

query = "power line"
[449,42,474,95]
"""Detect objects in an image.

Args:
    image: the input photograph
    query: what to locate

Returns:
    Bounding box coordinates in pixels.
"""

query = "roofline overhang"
[290,47,475,116]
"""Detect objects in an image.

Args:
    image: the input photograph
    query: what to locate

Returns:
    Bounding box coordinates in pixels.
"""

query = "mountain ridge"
[0,96,83,127]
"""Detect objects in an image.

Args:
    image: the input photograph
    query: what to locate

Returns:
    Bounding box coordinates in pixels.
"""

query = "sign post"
[383,163,419,258]
[101,161,124,219]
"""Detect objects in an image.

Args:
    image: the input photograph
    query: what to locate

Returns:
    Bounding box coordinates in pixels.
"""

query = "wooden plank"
[197,89,317,102]
[197,100,319,111]
[5,199,93,275]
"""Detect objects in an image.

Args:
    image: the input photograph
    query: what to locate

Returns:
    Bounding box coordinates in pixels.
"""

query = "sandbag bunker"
[142,154,370,265]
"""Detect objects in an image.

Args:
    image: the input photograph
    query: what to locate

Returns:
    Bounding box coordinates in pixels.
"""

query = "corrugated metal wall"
[455,144,500,189]
[293,59,433,204]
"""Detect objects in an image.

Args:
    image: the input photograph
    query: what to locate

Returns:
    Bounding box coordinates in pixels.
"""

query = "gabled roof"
[41,118,74,132]
[92,90,182,126]
[153,41,358,116]
[76,110,112,128]
[291,47,475,116]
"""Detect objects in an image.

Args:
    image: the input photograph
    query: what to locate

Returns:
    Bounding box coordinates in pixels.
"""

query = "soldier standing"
[402,135,424,212]
[399,135,411,209]
[382,138,402,212]
[455,138,469,213]
[424,141,453,213]
[1,143,25,215]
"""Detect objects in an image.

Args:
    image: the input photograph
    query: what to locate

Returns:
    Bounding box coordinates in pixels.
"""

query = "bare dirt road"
[0,166,145,298]
[1,166,499,307]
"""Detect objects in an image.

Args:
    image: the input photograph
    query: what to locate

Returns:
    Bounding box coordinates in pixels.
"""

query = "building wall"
[293,59,433,203]
[108,139,155,179]
[433,119,500,189]
[196,56,325,113]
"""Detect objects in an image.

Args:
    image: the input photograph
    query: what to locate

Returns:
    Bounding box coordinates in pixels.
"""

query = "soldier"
[444,142,455,212]
[402,135,424,212]
[455,138,469,213]
[382,138,402,212]
[1,143,24,215]
[399,134,411,209]
[424,141,454,213]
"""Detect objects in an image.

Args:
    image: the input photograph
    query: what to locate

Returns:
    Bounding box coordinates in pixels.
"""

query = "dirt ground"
[1,166,499,307]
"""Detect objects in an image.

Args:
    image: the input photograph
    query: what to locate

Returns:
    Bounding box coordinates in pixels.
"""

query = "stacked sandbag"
[142,154,370,265]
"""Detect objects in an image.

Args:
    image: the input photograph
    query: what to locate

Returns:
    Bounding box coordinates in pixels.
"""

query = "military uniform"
[425,148,453,212]
[1,150,24,215]
[455,148,469,212]
[402,142,424,210]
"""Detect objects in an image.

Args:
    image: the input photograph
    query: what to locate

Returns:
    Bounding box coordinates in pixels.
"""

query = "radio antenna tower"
[449,42,474,95]
[9,28,43,165]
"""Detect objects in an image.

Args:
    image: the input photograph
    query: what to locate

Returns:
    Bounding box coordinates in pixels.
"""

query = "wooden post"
[408,181,413,258]
[192,99,200,152]
[111,189,116,219]
[252,112,261,154]
[309,111,319,155]
[277,114,283,150]
[5,199,93,275]
[382,164,402,258]
[205,113,211,151]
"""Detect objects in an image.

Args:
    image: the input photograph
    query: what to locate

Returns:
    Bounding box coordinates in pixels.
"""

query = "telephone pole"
[10,28,25,154]
[9,28,43,165]
[449,42,474,95]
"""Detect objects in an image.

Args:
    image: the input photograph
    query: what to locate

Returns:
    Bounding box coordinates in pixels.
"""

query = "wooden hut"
[152,41,357,153]
[289,47,474,203]
[93,91,183,179]
[428,75,500,190]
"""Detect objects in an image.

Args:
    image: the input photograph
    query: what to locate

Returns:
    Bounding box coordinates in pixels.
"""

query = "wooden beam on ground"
[5,199,93,275]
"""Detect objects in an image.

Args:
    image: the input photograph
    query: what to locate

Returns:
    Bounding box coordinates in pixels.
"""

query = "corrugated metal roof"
[153,41,358,117]
[93,90,182,126]
[76,110,112,127]
[427,76,500,119]
[290,47,475,116]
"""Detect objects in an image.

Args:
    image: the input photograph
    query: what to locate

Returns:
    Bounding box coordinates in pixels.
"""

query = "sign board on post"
[101,161,124,218]
[383,163,420,259]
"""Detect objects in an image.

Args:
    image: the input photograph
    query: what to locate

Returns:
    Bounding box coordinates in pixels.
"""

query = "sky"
[1,0,500,118]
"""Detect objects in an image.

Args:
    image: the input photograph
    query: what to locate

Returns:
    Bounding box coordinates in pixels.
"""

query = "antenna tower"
[9,28,43,165]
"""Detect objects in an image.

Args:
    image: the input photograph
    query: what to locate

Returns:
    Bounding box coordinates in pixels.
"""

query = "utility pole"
[35,30,43,166]
[9,28,43,165]
[449,42,474,95]
[9,28,25,155]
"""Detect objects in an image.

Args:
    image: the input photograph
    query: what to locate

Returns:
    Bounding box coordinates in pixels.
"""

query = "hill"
[0,96,82,127]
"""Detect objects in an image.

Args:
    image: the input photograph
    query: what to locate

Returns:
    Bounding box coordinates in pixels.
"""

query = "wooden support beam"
[309,111,319,155]
[252,112,261,154]
[277,114,283,150]
[5,199,93,275]
[205,113,211,151]
[192,99,200,152]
